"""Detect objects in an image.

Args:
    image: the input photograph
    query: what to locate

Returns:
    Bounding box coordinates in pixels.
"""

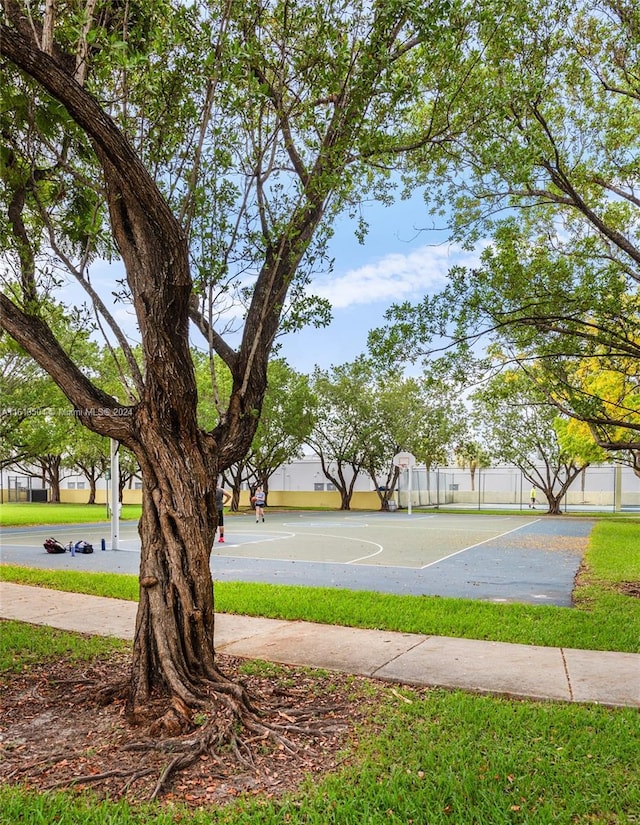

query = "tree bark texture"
[129,447,219,718]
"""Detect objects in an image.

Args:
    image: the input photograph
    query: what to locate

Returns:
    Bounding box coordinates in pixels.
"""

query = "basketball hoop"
[392,452,416,515]
[393,451,416,470]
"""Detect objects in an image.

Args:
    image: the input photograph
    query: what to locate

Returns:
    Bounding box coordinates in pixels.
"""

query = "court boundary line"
[419,517,543,569]
[215,530,384,564]
[219,530,296,549]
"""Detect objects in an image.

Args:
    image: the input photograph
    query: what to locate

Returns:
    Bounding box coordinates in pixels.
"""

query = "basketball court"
[0,509,593,606]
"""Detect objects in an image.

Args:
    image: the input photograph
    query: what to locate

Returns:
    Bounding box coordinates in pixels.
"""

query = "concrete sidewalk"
[1,582,638,708]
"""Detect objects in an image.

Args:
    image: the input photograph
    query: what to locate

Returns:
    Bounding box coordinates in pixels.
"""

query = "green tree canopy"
[471,367,607,514]
[244,359,316,494]
[307,359,374,510]
[308,359,464,509]
[370,0,640,459]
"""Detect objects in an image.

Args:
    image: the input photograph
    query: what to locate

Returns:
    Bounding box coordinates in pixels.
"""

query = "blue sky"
[278,196,484,374]
[88,194,484,376]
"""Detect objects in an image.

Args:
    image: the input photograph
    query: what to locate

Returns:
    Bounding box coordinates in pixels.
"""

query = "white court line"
[215,531,296,550]
[420,518,542,569]
[342,515,436,527]
[278,531,384,565]
[218,530,384,565]
[341,514,436,520]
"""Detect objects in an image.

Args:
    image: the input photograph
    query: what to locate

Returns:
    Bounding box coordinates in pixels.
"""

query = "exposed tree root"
[0,650,364,806]
[61,707,337,801]
[127,687,330,800]
[43,669,348,801]
[95,678,130,706]
[47,766,157,793]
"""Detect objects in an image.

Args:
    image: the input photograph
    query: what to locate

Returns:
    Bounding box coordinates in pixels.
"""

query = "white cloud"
[311,243,482,309]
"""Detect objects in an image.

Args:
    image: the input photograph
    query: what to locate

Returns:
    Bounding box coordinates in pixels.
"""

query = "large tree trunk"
[48,477,61,503]
[545,492,564,515]
[125,422,220,721]
[119,422,265,743]
[1,3,377,751]
[45,457,62,502]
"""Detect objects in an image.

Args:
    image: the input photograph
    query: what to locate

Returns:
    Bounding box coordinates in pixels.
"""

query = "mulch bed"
[0,650,386,807]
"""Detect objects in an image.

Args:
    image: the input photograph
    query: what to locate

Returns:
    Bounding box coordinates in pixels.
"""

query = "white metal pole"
[110,438,119,549]
[407,466,412,516]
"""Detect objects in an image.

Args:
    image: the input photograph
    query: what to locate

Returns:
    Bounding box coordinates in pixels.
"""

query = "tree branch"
[0,23,186,269]
[188,299,238,371]
[0,294,136,440]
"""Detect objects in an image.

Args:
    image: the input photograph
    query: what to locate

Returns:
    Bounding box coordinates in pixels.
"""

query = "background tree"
[15,420,69,501]
[398,0,640,453]
[1,338,50,459]
[3,372,79,501]
[361,372,464,508]
[1,0,472,779]
[358,376,418,510]
[243,360,316,499]
[307,360,379,510]
[0,309,97,476]
[307,360,464,509]
[223,460,248,513]
[471,368,606,514]
[557,356,640,478]
[435,231,640,457]
[307,362,366,510]
[116,446,142,504]
[555,417,611,501]
[67,423,109,504]
[454,440,492,493]
[67,342,144,503]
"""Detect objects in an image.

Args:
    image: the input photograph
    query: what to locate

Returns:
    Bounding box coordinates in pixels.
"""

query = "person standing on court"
[253,485,266,522]
[215,483,232,542]
[529,486,537,509]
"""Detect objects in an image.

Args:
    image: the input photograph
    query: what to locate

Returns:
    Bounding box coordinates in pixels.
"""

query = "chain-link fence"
[396,464,640,511]
[4,475,48,503]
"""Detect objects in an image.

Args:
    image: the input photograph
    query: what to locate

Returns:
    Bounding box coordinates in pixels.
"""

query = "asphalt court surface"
[212,513,542,566]
[0,511,594,606]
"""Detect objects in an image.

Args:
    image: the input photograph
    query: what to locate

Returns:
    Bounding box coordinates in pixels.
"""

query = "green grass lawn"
[586,521,640,580]
[0,623,638,825]
[0,501,142,525]
[0,619,128,673]
[1,508,639,823]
